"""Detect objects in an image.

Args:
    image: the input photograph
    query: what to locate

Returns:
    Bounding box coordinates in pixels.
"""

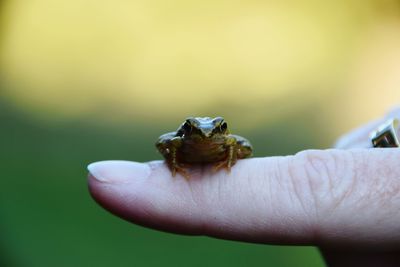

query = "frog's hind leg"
[231,134,253,159]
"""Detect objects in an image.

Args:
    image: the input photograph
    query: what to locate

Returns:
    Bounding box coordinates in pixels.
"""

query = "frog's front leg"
[213,136,238,172]
[156,133,188,178]
[213,135,253,173]
[168,137,188,177]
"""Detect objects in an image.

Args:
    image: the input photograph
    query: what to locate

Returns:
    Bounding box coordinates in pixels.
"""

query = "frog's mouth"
[195,128,214,138]
[186,132,224,144]
[200,130,214,138]
[186,133,210,141]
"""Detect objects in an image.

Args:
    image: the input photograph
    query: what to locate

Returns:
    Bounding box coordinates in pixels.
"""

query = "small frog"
[156,117,252,178]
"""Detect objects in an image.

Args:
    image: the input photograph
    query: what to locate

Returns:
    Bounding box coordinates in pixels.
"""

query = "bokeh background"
[1,0,400,266]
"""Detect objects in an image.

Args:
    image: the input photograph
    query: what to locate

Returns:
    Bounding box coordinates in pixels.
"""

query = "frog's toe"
[177,167,190,179]
[226,164,232,173]
[171,164,190,179]
[213,161,228,172]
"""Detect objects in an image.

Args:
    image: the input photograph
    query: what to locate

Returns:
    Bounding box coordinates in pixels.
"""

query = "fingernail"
[87,160,150,183]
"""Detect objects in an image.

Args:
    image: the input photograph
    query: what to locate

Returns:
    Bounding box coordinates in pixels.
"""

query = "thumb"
[88,149,400,248]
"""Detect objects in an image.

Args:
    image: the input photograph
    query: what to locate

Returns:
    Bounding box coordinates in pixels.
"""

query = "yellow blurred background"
[1,0,399,130]
[1,1,400,266]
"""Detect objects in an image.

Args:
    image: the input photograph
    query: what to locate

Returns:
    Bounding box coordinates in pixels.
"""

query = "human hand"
[88,107,400,266]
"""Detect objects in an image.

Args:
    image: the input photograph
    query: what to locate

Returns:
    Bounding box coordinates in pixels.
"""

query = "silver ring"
[370,118,400,148]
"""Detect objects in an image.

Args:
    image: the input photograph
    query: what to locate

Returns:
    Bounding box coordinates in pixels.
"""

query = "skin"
[155,117,252,178]
[88,106,400,267]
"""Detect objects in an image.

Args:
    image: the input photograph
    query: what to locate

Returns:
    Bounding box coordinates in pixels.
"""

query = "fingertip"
[86,160,154,224]
[86,160,206,235]
[87,161,161,230]
[87,160,152,183]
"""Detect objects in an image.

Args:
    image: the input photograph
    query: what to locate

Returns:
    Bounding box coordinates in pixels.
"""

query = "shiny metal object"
[370,118,400,148]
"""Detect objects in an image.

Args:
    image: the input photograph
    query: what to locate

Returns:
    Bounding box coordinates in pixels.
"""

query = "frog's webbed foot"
[213,159,234,173]
[169,147,191,179]
[212,153,237,173]
[170,163,190,179]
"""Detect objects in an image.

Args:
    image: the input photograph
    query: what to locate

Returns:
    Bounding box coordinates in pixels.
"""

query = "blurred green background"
[1,1,400,266]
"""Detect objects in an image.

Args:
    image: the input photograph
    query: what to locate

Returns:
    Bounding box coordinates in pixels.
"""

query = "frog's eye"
[219,122,228,132]
[183,121,192,132]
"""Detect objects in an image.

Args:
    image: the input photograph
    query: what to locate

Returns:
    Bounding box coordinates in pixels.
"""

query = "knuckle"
[362,150,400,208]
[290,150,357,221]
